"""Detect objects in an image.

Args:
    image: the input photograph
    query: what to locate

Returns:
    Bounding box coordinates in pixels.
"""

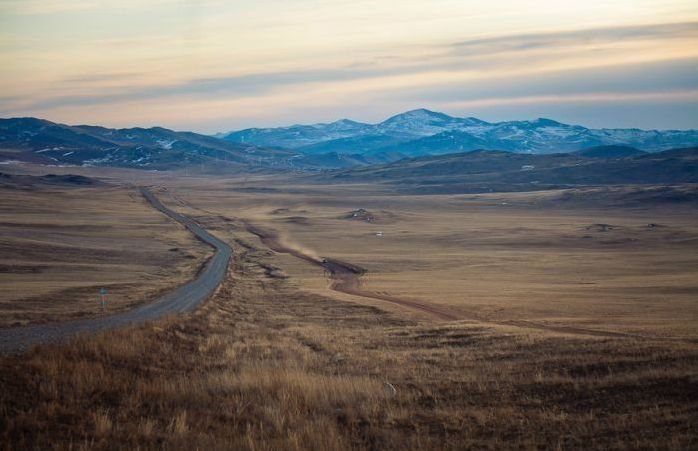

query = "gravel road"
[0,187,232,354]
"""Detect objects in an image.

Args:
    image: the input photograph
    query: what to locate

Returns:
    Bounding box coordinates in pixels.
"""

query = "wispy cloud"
[1,66,393,112]
[450,21,698,56]
[5,21,695,114]
[2,0,697,130]
[440,90,698,110]
[388,58,698,103]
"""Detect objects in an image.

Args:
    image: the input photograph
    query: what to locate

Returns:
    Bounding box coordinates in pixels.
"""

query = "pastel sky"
[1,0,698,133]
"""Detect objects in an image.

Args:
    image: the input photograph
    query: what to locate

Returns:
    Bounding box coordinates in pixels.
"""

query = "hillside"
[0,118,294,170]
[311,147,698,194]
[573,145,647,158]
[0,172,103,188]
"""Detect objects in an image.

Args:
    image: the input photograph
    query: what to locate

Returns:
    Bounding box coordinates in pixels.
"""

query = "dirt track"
[0,188,232,354]
[245,223,466,321]
[244,222,693,341]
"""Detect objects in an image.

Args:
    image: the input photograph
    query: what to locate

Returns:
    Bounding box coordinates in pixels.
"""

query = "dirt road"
[0,187,232,354]
[244,224,463,321]
[244,223,692,341]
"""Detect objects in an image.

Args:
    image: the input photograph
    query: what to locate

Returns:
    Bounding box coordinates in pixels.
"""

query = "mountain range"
[2,112,698,173]
[223,109,698,160]
[0,118,293,170]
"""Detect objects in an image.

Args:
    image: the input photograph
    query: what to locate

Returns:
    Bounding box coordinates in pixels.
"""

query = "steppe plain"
[0,165,696,449]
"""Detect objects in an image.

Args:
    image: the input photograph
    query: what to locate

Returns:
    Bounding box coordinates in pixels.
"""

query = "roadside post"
[99,288,108,313]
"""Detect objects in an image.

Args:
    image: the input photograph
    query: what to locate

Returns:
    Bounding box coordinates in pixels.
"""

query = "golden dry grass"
[1,242,696,450]
[1,172,697,449]
[0,185,210,326]
[164,178,698,339]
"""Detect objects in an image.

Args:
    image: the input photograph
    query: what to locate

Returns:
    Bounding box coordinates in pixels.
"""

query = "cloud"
[439,90,698,110]
[449,21,698,56]
[387,58,698,104]
[9,20,696,114]
[0,0,178,15]
[60,72,150,85]
[2,16,697,130]
[1,64,418,112]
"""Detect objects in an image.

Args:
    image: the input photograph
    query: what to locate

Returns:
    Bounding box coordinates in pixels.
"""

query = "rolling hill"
[572,145,647,158]
[310,147,698,194]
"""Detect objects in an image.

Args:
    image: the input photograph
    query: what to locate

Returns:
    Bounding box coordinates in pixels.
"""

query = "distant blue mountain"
[221,108,698,158]
[0,117,293,169]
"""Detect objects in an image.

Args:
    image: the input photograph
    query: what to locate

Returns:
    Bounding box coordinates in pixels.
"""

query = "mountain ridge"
[0,117,294,170]
[3,114,698,172]
[222,109,698,158]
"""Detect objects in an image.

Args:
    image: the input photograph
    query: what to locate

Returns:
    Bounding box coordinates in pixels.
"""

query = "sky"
[1,0,697,133]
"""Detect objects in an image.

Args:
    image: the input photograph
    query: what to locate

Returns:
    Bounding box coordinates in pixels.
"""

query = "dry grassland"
[0,173,696,449]
[0,185,210,326]
[164,179,698,340]
[1,237,696,450]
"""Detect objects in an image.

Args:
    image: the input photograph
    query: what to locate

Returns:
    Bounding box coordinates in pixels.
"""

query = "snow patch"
[156,139,177,150]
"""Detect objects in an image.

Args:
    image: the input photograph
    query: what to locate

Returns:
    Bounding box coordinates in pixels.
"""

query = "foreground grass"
[1,246,697,450]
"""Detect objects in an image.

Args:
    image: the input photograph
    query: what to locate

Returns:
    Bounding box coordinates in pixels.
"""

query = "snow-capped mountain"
[375,109,489,138]
[4,112,697,171]
[221,109,698,158]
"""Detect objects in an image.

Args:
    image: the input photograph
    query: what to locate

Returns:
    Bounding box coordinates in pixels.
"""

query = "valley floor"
[163,177,698,340]
[0,171,697,449]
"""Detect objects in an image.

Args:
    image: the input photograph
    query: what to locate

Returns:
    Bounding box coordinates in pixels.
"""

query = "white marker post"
[99,288,108,313]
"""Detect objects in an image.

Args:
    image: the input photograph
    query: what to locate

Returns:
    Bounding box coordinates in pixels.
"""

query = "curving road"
[0,187,232,354]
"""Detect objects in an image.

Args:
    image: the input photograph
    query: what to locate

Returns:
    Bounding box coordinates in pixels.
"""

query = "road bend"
[0,187,232,354]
